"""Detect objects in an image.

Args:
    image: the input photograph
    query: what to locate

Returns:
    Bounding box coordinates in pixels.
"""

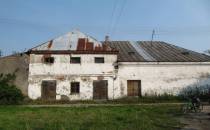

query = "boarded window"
[41,80,56,100]
[93,80,108,100]
[71,82,80,94]
[70,57,81,63]
[44,57,54,64]
[95,57,104,63]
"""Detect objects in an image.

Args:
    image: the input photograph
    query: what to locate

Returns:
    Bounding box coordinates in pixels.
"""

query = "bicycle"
[181,98,203,113]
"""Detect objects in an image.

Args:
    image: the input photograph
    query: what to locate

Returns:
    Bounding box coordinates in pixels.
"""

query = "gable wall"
[28,54,118,100]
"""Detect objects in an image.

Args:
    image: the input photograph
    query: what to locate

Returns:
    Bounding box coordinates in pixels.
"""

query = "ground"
[0,104,209,130]
[180,105,210,130]
[0,104,181,130]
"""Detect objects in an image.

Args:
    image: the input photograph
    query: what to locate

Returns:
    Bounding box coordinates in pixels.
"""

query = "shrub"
[0,73,24,104]
[179,85,210,101]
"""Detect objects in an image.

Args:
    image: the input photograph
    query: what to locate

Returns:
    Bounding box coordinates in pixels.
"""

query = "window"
[71,82,80,94]
[95,57,104,63]
[44,57,54,64]
[70,57,81,63]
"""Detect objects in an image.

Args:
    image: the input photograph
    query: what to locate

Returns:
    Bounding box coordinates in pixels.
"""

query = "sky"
[0,0,210,55]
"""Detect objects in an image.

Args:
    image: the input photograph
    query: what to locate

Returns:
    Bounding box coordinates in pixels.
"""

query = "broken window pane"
[44,57,54,64]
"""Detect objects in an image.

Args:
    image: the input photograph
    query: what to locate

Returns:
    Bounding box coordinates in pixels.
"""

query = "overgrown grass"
[0,105,182,130]
[23,94,184,105]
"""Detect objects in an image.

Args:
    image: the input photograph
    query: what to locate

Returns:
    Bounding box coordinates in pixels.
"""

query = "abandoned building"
[1,30,210,100]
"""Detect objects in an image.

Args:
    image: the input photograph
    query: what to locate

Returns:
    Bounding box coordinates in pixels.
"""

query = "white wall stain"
[28,53,210,100]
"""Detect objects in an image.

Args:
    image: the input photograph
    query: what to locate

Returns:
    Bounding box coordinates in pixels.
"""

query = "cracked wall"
[28,54,118,100]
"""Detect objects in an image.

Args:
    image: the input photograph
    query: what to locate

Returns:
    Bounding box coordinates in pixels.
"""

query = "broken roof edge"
[28,50,119,55]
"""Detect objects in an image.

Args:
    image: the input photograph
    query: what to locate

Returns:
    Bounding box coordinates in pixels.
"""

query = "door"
[127,80,141,97]
[41,80,56,100]
[93,80,108,100]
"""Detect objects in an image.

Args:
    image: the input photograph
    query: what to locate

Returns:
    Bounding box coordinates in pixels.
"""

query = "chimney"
[105,35,109,42]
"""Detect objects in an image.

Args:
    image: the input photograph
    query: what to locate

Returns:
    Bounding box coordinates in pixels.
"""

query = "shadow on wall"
[179,74,210,100]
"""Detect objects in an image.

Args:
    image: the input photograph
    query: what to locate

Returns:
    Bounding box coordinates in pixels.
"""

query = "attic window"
[128,51,135,55]
[71,57,81,64]
[181,51,190,55]
[44,57,54,64]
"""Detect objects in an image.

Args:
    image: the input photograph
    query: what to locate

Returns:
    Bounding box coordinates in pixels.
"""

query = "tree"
[0,73,24,104]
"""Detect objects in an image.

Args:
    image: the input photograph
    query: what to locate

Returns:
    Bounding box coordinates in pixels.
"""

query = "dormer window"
[44,57,54,64]
[95,57,104,63]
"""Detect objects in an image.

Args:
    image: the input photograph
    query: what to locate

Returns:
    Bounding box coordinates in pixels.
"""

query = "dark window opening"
[44,57,54,64]
[71,57,81,63]
[95,57,104,63]
[71,82,80,94]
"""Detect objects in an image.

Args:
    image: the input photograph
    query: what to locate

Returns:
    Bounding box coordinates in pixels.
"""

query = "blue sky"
[0,0,210,55]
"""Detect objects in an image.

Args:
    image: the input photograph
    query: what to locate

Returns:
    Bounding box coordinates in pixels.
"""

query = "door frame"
[93,80,108,100]
[127,80,141,97]
[41,80,57,100]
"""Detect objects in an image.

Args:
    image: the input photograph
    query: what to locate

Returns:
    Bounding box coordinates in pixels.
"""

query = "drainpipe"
[113,77,114,100]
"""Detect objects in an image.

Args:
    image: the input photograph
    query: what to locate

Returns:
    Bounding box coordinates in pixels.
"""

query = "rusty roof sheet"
[31,30,114,52]
[106,41,210,62]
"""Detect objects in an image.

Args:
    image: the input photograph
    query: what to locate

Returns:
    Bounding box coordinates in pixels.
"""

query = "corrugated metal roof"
[130,41,156,61]
[106,41,210,62]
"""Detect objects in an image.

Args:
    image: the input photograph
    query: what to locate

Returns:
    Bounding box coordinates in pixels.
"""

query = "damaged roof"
[106,41,210,62]
[30,30,117,54]
[29,30,210,62]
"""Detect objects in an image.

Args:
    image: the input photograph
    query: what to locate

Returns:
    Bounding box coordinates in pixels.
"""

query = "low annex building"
[1,30,210,100]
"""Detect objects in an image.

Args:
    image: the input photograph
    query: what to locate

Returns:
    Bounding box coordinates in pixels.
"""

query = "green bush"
[179,85,210,101]
[0,73,24,104]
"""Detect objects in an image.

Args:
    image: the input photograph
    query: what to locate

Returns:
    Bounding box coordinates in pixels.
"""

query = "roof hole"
[181,51,190,55]
[128,51,135,55]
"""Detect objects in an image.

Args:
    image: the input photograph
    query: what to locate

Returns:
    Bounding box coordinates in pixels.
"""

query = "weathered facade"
[28,54,118,100]
[2,30,210,100]
[28,31,119,100]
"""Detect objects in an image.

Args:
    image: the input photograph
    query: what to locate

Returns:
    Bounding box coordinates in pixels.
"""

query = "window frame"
[70,57,81,64]
[71,82,80,94]
[94,57,105,63]
[43,57,54,64]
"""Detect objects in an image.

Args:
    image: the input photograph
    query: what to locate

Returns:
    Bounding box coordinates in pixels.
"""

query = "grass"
[23,95,184,105]
[0,104,182,130]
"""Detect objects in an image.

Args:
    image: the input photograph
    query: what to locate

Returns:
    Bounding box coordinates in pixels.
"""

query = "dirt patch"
[180,105,210,130]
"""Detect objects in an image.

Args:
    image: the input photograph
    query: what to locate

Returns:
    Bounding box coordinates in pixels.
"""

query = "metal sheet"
[130,41,156,61]
[32,30,102,51]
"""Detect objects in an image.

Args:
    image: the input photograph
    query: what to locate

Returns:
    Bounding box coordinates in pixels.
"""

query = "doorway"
[41,80,56,100]
[93,80,108,100]
[127,80,141,97]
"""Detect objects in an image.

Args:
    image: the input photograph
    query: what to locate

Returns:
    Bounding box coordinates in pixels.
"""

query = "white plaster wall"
[28,54,117,100]
[118,63,210,96]
[29,54,117,75]
[28,52,210,100]
[28,75,115,100]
